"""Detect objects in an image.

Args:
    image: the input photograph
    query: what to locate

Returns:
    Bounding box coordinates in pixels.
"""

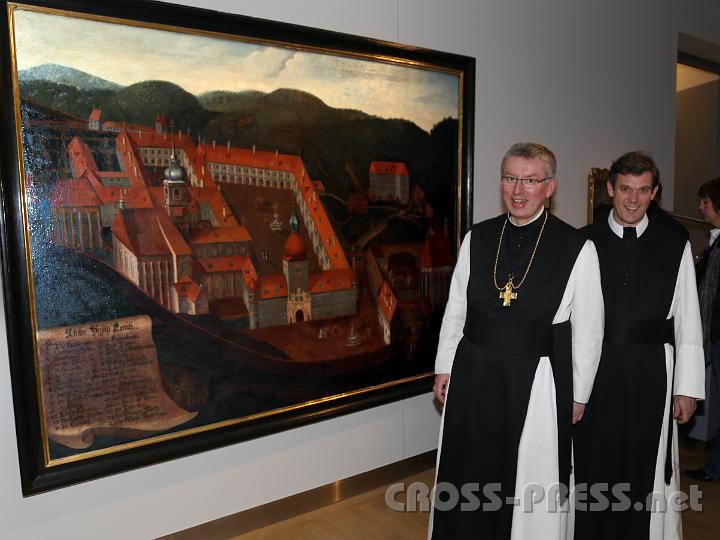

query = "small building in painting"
[368,161,410,204]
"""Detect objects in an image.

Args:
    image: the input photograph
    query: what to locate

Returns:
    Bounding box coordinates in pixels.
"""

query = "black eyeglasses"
[501,175,553,187]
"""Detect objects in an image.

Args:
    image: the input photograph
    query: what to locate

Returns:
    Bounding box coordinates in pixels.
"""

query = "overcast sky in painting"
[12,9,459,132]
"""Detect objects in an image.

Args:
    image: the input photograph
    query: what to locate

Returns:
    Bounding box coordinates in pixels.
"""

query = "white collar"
[710,228,720,246]
[508,207,545,227]
[607,209,649,238]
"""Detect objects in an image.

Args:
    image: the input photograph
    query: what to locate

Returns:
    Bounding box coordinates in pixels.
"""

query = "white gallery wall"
[0,1,718,538]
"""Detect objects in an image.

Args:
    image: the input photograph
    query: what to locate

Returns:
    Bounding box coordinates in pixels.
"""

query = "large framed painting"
[0,0,474,494]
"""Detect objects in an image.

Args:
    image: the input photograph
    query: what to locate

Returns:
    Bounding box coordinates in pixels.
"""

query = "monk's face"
[607,171,658,227]
[500,156,556,225]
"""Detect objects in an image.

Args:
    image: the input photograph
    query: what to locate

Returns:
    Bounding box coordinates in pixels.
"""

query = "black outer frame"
[0,0,475,495]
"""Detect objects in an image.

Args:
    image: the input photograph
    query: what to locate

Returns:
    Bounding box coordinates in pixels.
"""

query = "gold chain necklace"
[493,211,548,306]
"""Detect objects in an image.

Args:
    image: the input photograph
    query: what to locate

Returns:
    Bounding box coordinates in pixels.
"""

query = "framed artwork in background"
[0,0,475,494]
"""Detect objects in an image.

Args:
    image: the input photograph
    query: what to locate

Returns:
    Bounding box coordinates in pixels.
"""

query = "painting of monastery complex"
[10,6,462,458]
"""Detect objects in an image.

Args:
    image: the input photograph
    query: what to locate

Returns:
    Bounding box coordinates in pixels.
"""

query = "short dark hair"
[698,178,720,212]
[609,151,660,188]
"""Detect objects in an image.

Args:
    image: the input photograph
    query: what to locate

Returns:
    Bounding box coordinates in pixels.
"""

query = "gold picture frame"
[587,167,610,224]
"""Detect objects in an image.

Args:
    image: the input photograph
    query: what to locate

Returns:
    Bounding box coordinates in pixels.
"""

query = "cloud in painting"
[12,8,459,131]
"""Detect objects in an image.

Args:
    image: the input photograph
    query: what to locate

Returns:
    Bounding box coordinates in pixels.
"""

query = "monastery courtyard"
[217,183,388,366]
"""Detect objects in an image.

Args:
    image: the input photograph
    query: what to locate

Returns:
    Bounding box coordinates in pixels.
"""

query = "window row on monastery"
[208,163,295,190]
[52,207,103,252]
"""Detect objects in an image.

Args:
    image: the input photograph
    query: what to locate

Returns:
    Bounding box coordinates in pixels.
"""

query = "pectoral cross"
[499,279,517,307]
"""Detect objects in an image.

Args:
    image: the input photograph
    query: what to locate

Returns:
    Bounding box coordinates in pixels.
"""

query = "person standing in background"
[685,178,720,483]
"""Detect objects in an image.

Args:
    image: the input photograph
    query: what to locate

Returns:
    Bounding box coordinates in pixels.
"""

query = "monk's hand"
[673,395,697,424]
[434,374,450,405]
[572,401,585,424]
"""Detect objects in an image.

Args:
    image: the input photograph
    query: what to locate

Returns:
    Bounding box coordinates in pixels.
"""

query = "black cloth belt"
[604,317,674,346]
[463,310,554,357]
[462,309,573,497]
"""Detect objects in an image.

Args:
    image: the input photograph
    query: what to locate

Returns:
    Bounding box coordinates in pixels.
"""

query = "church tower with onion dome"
[163,143,190,237]
[283,207,311,323]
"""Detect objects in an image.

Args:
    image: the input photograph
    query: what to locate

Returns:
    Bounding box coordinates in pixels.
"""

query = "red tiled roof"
[123,131,216,189]
[295,171,350,270]
[174,275,202,302]
[89,109,101,122]
[111,208,192,257]
[125,130,190,149]
[189,223,251,244]
[91,184,155,208]
[240,256,258,290]
[115,130,150,187]
[378,281,398,322]
[256,274,287,299]
[197,255,248,273]
[369,161,409,176]
[190,187,239,227]
[68,136,99,176]
[201,144,301,172]
[52,178,101,208]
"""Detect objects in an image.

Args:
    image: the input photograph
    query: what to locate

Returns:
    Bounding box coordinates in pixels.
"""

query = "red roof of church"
[112,208,192,257]
[89,182,155,208]
[52,178,101,208]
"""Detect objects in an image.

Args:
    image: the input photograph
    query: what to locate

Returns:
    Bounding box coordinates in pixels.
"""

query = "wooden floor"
[231,469,433,540]
[232,446,720,540]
